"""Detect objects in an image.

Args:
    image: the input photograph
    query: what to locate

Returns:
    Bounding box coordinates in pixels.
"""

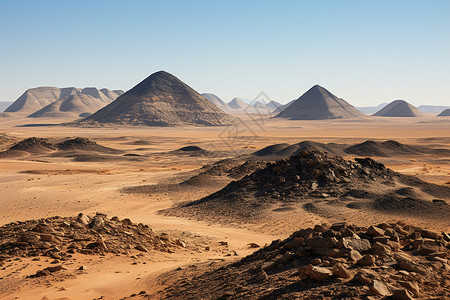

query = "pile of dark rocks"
[162,222,450,299]
[0,213,187,266]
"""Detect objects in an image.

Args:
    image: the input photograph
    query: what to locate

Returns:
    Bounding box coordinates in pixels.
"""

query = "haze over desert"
[1,1,450,300]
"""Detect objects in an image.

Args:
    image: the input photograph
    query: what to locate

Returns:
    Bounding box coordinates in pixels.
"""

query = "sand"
[0,114,449,299]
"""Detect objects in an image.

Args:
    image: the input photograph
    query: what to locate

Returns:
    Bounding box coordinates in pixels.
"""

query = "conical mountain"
[438,108,450,116]
[373,100,422,117]
[275,85,364,120]
[228,98,251,109]
[201,93,229,107]
[29,93,113,118]
[78,71,238,126]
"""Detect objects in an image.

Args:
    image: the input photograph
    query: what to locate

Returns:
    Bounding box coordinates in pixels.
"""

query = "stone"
[247,243,260,248]
[366,226,385,237]
[398,260,427,275]
[369,280,391,296]
[399,281,420,296]
[347,239,371,252]
[254,269,268,281]
[392,289,413,300]
[420,229,440,240]
[285,237,304,249]
[349,250,363,261]
[309,266,332,281]
[44,265,66,272]
[76,213,89,225]
[331,263,352,279]
[135,245,149,252]
[330,222,347,231]
[308,237,338,249]
[357,254,375,266]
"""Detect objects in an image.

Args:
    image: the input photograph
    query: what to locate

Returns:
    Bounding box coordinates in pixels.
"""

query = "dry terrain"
[0,114,449,299]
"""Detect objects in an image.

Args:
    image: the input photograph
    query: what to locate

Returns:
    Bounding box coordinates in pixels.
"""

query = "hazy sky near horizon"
[1,0,449,106]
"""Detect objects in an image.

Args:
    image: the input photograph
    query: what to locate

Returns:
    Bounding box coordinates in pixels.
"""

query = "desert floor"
[0,114,449,299]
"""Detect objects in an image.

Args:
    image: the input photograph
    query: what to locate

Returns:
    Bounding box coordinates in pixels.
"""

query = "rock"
[420,229,440,240]
[39,234,54,242]
[347,239,371,252]
[135,245,149,252]
[369,280,391,296]
[308,237,338,249]
[219,241,228,246]
[44,265,66,272]
[392,289,414,300]
[330,222,347,231]
[254,269,268,281]
[309,266,332,281]
[78,266,87,270]
[18,233,40,244]
[357,254,375,266]
[366,226,385,237]
[285,237,304,249]
[332,263,352,279]
[248,243,260,248]
[399,281,420,296]
[398,260,427,275]
[349,250,363,261]
[76,213,89,225]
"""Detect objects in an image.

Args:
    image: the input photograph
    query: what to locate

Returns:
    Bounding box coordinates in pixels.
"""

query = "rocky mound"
[167,151,450,222]
[160,221,450,299]
[171,145,212,156]
[8,137,55,153]
[55,137,121,153]
[0,213,188,265]
[344,140,428,157]
[373,100,422,117]
[0,137,122,158]
[76,71,238,127]
[275,85,365,120]
[438,109,450,116]
[252,141,344,159]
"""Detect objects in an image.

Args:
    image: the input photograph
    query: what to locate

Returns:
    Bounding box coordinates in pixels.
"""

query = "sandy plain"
[0,114,449,299]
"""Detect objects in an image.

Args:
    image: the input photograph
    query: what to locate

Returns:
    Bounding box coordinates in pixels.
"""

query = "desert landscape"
[1,2,450,300]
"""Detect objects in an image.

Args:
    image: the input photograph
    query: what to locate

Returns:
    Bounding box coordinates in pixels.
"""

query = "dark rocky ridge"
[167,151,450,221]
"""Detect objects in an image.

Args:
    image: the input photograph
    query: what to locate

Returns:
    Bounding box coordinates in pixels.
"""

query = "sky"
[1,0,449,106]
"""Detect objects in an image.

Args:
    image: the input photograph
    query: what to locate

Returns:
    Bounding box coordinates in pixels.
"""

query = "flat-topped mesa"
[76,71,239,126]
[373,100,422,117]
[275,85,364,120]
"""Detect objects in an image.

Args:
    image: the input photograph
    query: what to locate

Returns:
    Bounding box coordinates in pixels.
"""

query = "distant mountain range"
[2,87,124,117]
[201,93,281,114]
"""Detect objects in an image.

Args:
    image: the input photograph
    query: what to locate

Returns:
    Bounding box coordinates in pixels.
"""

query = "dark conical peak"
[128,70,187,96]
[304,84,334,98]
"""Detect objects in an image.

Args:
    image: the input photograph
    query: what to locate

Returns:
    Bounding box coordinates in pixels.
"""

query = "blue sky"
[1,0,449,106]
